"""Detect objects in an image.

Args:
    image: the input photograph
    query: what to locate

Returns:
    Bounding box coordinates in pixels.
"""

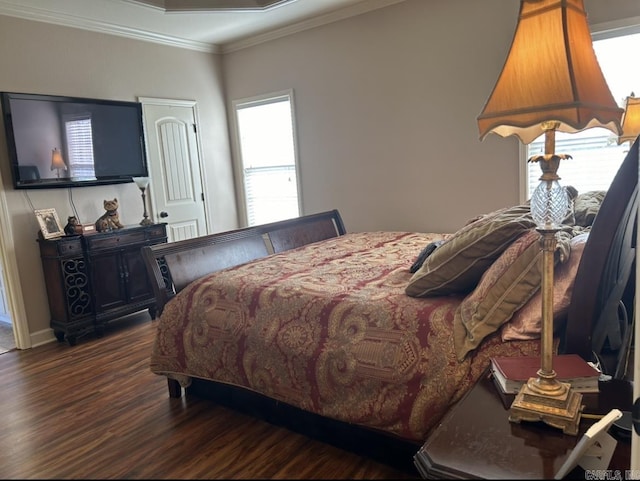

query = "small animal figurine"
[64,216,81,235]
[95,198,124,232]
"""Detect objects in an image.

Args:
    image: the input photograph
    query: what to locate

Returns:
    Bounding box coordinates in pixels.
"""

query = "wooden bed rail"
[141,209,346,317]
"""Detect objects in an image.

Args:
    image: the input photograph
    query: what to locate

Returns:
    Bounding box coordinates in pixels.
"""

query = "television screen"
[1,92,148,189]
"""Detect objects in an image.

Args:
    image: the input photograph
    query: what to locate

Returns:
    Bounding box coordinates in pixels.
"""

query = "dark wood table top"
[414,369,632,479]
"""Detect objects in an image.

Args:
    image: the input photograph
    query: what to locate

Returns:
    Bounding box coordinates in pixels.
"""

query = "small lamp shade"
[618,94,640,145]
[132,177,149,189]
[477,0,623,144]
[50,148,67,171]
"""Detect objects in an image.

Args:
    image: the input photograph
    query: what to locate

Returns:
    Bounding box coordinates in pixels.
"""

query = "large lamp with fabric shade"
[477,0,623,435]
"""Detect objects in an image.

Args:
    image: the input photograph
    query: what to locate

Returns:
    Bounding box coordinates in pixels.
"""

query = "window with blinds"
[525,31,640,198]
[233,91,300,226]
[526,129,628,198]
[64,115,96,178]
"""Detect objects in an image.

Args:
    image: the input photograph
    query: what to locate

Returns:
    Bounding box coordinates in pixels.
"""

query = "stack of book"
[490,354,601,394]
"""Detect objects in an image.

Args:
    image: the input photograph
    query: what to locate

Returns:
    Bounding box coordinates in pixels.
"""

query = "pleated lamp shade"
[50,148,67,171]
[477,0,623,144]
[618,94,640,145]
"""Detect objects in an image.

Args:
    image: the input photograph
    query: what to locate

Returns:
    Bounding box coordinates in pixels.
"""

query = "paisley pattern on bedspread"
[150,231,540,441]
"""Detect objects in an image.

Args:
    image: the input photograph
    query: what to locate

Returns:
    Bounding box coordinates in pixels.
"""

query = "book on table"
[490,354,601,394]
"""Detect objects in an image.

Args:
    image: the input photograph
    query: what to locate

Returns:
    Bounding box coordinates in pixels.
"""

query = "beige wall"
[0,15,237,341]
[222,0,640,234]
[1,0,638,343]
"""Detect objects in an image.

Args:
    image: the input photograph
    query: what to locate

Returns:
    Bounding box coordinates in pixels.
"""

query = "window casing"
[231,90,301,227]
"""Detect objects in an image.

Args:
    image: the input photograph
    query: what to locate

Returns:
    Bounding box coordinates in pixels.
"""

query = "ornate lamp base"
[138,187,153,226]
[509,377,583,435]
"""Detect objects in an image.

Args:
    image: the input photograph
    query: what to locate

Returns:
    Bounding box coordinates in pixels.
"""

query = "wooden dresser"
[38,223,167,345]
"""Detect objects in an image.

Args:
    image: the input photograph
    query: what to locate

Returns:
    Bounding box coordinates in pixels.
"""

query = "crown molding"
[221,0,406,53]
[0,0,218,53]
[0,0,407,55]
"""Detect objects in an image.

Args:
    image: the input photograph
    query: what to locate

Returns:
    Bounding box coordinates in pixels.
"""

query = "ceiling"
[131,0,298,11]
[0,0,406,53]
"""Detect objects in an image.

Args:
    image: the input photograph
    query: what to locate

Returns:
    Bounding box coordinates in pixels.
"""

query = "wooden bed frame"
[141,139,638,473]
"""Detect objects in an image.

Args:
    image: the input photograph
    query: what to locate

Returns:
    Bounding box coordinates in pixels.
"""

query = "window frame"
[230,89,302,227]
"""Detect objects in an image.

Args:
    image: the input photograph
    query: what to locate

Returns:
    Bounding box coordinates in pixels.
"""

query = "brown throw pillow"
[573,191,606,227]
[501,232,589,341]
[453,229,573,361]
[405,204,535,297]
[453,229,541,361]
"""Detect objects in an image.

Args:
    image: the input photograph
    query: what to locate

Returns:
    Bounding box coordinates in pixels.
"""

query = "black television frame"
[1,91,149,189]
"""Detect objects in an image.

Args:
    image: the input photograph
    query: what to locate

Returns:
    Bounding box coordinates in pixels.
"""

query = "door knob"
[159,211,169,218]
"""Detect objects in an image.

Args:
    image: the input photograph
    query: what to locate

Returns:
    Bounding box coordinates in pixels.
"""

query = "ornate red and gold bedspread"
[150,232,540,441]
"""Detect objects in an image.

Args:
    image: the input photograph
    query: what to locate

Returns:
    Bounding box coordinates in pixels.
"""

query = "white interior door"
[139,98,208,242]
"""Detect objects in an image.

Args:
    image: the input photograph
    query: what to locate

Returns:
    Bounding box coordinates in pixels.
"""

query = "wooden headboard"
[142,209,346,316]
[564,136,638,367]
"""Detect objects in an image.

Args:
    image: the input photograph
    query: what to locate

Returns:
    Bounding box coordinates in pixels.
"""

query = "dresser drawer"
[57,238,83,256]
[85,231,147,250]
[146,224,167,241]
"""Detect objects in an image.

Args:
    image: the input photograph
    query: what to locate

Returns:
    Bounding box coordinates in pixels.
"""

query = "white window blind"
[234,92,300,226]
[65,116,96,178]
[244,165,298,226]
[526,129,628,197]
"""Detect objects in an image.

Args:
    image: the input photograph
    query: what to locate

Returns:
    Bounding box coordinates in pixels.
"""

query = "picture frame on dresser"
[34,208,64,240]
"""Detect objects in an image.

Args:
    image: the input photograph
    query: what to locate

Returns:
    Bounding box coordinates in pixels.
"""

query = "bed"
[142,137,638,473]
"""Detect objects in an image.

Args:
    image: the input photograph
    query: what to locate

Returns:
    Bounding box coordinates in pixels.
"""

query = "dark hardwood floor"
[0,312,419,479]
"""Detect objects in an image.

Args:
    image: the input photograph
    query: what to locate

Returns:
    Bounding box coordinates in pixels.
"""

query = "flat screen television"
[1,92,148,189]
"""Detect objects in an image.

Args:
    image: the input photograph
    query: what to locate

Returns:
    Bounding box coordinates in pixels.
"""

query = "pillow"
[573,191,606,227]
[501,232,589,341]
[405,204,536,297]
[452,229,541,361]
[452,229,574,361]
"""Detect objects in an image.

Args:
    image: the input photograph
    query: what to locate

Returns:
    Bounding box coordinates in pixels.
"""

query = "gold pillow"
[573,191,606,227]
[453,229,540,361]
[453,229,572,361]
[501,232,589,341]
[405,204,535,297]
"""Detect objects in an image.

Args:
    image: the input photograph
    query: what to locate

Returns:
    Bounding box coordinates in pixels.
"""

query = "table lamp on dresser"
[132,177,153,226]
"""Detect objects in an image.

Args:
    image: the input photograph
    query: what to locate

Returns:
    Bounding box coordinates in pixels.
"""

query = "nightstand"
[414,369,632,479]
